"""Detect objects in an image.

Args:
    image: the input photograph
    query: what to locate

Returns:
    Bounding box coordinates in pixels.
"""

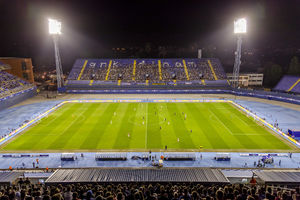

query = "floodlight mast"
[233,35,242,88]
[232,18,247,88]
[48,19,64,91]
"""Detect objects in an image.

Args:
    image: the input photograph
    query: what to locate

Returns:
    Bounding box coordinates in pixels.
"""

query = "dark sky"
[1,0,300,70]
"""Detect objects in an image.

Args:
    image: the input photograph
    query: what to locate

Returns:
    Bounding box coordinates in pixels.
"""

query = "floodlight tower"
[48,18,64,91]
[233,18,247,88]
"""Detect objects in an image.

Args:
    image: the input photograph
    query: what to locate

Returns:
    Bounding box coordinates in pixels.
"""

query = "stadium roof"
[46,168,229,184]
[0,171,23,184]
[254,170,300,184]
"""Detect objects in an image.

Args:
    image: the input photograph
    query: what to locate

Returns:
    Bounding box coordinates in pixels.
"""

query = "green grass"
[1,102,293,151]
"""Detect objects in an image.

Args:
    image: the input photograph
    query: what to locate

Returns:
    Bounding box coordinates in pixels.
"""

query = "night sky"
[1,0,300,71]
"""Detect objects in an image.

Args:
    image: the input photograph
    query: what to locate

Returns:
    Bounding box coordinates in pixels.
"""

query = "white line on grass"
[208,110,234,135]
[231,133,265,136]
[145,103,148,149]
[208,113,264,136]
[226,105,256,127]
[57,107,88,136]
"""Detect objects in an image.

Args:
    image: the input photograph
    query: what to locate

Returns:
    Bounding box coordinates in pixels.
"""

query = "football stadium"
[1,0,300,199]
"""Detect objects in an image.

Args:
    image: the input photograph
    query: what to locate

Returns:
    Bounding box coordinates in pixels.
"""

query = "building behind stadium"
[0,57,34,83]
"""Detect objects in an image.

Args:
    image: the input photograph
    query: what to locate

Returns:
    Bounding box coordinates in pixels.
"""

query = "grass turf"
[1,102,293,151]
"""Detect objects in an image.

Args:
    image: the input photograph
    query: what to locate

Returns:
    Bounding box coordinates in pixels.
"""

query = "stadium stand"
[0,71,30,96]
[186,59,213,81]
[160,59,187,81]
[107,60,133,82]
[65,58,229,93]
[71,58,226,82]
[208,58,227,80]
[0,171,299,200]
[0,71,36,111]
[274,75,300,93]
[80,59,110,81]
[292,81,300,93]
[0,61,11,71]
[135,59,160,82]
[68,59,86,80]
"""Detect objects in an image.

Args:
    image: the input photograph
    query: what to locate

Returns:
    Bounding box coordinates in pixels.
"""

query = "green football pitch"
[1,102,294,152]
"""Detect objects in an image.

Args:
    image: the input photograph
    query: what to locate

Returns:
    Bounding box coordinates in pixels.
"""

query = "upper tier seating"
[135,59,160,82]
[160,59,186,81]
[185,59,213,80]
[274,75,300,93]
[291,81,300,93]
[209,58,227,80]
[80,59,110,81]
[68,58,227,83]
[107,60,133,82]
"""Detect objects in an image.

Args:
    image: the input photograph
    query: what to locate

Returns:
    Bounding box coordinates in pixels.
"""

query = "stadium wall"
[0,57,35,83]
[0,87,37,111]
[231,89,300,105]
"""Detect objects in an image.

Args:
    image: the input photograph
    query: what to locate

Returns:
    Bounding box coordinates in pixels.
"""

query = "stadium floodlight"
[48,19,62,35]
[234,18,247,34]
[232,18,247,88]
[48,18,64,92]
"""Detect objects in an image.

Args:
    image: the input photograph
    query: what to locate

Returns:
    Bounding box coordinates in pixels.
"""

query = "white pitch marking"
[208,109,234,135]
[145,103,148,149]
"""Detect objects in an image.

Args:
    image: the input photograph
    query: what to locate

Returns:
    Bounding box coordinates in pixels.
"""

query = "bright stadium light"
[48,18,64,92]
[48,18,62,35]
[234,18,247,34]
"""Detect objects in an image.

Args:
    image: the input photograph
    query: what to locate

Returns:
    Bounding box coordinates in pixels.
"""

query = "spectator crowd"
[1,181,299,200]
[74,59,226,83]
[0,71,30,97]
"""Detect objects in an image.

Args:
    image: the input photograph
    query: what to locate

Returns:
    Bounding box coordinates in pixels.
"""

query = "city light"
[48,18,62,35]
[234,18,247,34]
